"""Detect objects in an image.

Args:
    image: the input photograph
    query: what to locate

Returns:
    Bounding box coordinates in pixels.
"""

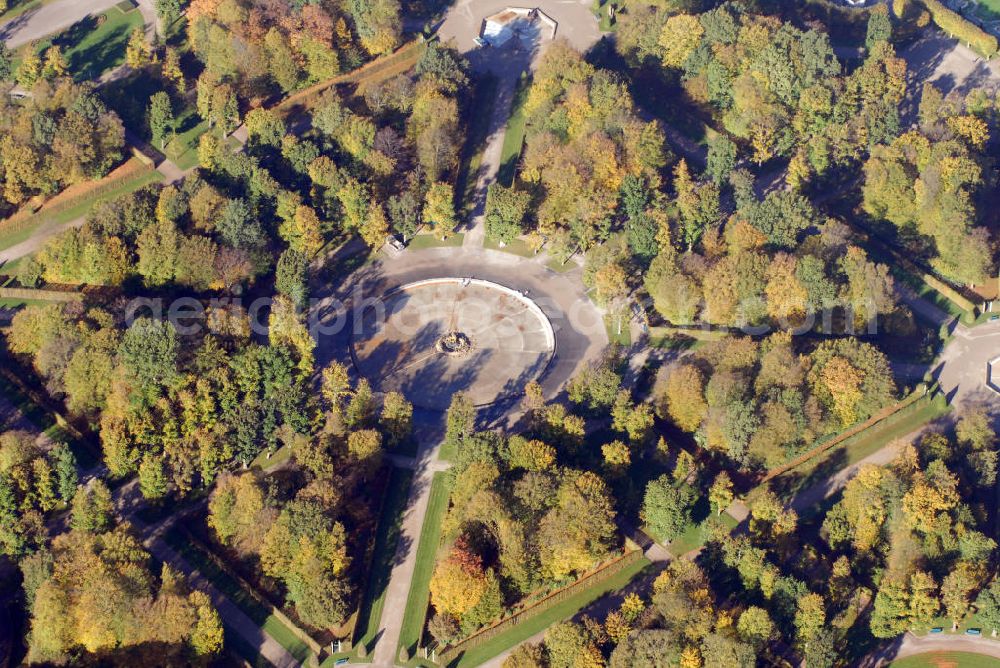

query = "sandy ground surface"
[352,279,554,409]
[313,245,608,416]
[436,0,602,53]
[898,33,1000,123]
[0,0,121,47]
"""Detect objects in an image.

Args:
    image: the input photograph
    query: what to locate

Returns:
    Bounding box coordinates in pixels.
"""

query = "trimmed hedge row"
[921,0,999,58]
[0,287,83,302]
[761,384,929,483]
[920,270,977,314]
[0,158,157,242]
[437,550,645,663]
[176,526,325,661]
[273,38,428,114]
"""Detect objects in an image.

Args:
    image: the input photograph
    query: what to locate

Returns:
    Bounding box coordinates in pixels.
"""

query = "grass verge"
[0,0,56,23]
[484,236,536,258]
[407,233,465,250]
[889,651,1000,667]
[164,529,314,665]
[165,113,209,171]
[545,257,579,273]
[605,314,631,347]
[0,296,50,308]
[443,557,653,668]
[250,443,293,471]
[356,467,415,654]
[398,471,454,656]
[665,507,739,558]
[497,75,530,187]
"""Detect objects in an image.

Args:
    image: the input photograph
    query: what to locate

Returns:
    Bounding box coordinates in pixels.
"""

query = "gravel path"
[149,537,301,668]
[859,631,1000,667]
[370,433,445,667]
[0,0,122,48]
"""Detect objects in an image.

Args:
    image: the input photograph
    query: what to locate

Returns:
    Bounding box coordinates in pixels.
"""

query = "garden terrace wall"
[436,549,645,664]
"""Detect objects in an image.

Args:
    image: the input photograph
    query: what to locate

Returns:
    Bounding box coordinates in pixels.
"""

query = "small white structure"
[480,7,557,47]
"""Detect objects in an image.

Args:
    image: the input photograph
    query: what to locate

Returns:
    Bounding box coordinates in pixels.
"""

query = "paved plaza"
[351,279,555,409]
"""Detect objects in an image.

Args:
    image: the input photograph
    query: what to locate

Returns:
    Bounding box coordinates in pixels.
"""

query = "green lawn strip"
[919,611,987,635]
[0,297,49,308]
[398,471,454,656]
[648,326,728,351]
[319,651,358,667]
[889,263,969,322]
[407,233,464,250]
[889,651,1000,668]
[596,0,622,31]
[443,557,653,668]
[0,168,163,253]
[163,529,314,664]
[604,314,631,347]
[665,511,738,558]
[483,236,536,258]
[497,75,530,187]
[647,325,729,342]
[164,112,210,170]
[545,257,579,273]
[17,6,144,81]
[437,439,456,462]
[250,443,294,471]
[355,467,416,653]
[758,393,951,505]
[0,257,24,277]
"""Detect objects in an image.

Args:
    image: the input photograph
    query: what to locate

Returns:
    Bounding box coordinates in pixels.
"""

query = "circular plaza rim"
[349,278,556,410]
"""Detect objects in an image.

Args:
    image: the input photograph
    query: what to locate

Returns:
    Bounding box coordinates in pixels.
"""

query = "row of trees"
[823,411,999,637]
[657,333,898,470]
[503,557,790,668]
[863,83,995,286]
[0,80,124,214]
[204,363,413,629]
[0,431,77,558]
[562,409,998,667]
[425,391,621,644]
[188,0,401,103]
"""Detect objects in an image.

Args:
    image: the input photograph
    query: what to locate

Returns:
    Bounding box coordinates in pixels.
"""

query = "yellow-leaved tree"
[429,538,489,617]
